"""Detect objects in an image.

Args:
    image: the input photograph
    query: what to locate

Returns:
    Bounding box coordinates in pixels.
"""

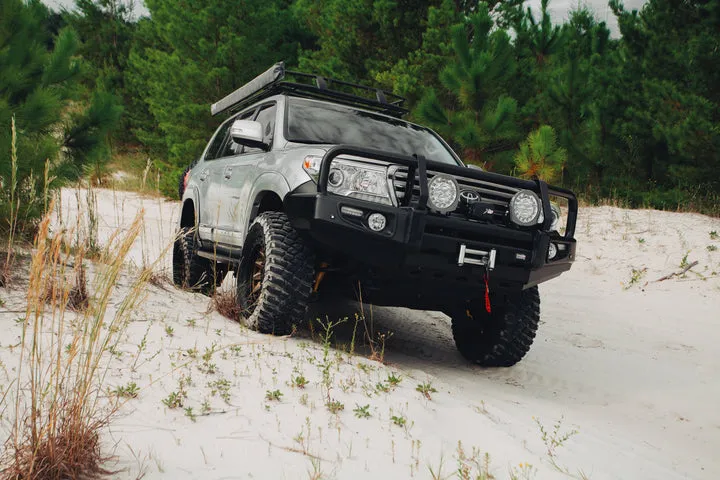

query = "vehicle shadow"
[304,298,469,370]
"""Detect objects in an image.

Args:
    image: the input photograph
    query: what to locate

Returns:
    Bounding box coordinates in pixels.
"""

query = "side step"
[197,249,240,265]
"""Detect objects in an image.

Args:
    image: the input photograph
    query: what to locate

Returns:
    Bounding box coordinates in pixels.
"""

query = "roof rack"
[210,62,408,118]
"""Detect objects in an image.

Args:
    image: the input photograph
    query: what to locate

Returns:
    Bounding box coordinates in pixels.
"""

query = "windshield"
[286,98,460,165]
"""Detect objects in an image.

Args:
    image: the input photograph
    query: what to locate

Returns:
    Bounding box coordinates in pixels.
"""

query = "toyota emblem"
[460,190,480,204]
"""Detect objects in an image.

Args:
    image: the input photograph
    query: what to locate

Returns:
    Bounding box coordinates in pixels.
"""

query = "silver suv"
[173,63,578,367]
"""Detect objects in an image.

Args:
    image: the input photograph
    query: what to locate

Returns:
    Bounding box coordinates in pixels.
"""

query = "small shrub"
[292,375,309,389]
[184,407,196,422]
[353,404,371,419]
[710,230,718,240]
[386,372,402,387]
[416,382,438,400]
[110,382,139,399]
[162,391,186,409]
[707,245,717,252]
[326,399,345,414]
[391,415,406,427]
[265,389,283,401]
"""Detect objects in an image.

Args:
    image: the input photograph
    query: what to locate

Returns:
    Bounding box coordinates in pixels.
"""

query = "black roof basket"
[211,62,408,118]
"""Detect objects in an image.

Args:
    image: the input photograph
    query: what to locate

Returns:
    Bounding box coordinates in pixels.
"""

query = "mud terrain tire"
[450,286,540,367]
[172,227,217,295]
[236,212,314,335]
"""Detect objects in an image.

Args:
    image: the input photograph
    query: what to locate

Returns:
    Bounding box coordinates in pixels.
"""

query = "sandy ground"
[1,187,719,479]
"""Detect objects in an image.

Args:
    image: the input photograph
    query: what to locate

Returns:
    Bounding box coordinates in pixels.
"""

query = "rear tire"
[450,286,540,367]
[236,212,315,335]
[172,227,218,295]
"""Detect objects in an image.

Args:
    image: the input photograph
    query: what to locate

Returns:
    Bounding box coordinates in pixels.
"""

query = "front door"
[215,102,277,248]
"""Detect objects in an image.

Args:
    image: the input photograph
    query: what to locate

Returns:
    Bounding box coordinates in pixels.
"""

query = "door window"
[218,103,277,158]
[218,109,257,158]
[204,120,233,161]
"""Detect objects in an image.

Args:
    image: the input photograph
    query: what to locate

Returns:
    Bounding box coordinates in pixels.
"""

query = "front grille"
[389,166,519,223]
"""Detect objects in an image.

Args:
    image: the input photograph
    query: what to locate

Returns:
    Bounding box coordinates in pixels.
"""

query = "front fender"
[244,172,291,230]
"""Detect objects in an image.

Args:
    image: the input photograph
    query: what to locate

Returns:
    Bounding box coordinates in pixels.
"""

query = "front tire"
[450,286,540,367]
[172,227,218,295]
[236,212,315,335]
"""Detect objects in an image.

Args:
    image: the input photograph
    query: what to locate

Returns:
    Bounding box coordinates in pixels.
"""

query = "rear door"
[197,119,233,241]
[215,103,277,247]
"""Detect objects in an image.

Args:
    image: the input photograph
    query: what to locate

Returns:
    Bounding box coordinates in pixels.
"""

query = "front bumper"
[284,145,577,303]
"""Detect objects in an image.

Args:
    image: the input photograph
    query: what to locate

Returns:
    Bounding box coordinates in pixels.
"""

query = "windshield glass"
[286,98,459,165]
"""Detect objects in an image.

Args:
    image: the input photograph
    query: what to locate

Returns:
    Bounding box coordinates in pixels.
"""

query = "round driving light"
[509,190,541,226]
[548,242,558,260]
[328,168,344,187]
[428,175,459,213]
[367,213,387,232]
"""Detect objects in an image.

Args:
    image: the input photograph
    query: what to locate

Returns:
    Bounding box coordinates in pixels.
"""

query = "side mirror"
[230,119,269,151]
[467,164,483,171]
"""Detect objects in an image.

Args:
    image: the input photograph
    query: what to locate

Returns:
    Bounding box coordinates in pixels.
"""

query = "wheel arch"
[245,172,291,228]
[180,199,196,229]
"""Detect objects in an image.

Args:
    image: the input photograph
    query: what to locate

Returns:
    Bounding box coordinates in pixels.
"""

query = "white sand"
[1,188,719,479]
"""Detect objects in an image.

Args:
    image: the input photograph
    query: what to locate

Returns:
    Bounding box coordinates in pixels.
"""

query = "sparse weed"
[637,237,645,244]
[162,390,186,409]
[292,374,309,389]
[509,462,537,480]
[455,441,492,480]
[165,325,175,337]
[209,378,232,403]
[534,416,579,473]
[184,407,197,422]
[199,345,218,374]
[186,318,197,328]
[680,251,691,269]
[110,382,140,399]
[707,245,717,252]
[416,382,438,400]
[391,415,406,427]
[624,267,647,289]
[386,372,402,387]
[357,363,375,374]
[710,230,718,240]
[326,399,345,414]
[265,389,283,401]
[353,404,371,419]
[375,382,390,393]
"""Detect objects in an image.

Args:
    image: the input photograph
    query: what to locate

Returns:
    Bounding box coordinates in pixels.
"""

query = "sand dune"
[1,188,718,479]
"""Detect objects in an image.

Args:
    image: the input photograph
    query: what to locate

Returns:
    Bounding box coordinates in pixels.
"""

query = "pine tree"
[0,0,121,232]
[126,0,300,194]
[415,4,519,167]
[514,126,567,184]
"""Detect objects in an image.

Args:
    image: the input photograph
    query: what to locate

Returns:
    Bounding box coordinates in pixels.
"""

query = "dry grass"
[209,289,241,321]
[0,203,155,479]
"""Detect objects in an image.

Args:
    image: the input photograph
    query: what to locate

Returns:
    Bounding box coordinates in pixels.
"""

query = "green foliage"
[4,0,718,215]
[514,126,567,183]
[415,4,519,166]
[0,0,121,233]
[125,0,300,191]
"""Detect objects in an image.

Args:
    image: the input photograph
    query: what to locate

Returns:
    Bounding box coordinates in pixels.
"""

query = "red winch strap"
[484,273,491,313]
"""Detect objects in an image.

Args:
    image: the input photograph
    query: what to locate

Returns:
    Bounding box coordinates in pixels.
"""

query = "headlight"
[509,190,541,226]
[428,174,459,213]
[303,155,393,205]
